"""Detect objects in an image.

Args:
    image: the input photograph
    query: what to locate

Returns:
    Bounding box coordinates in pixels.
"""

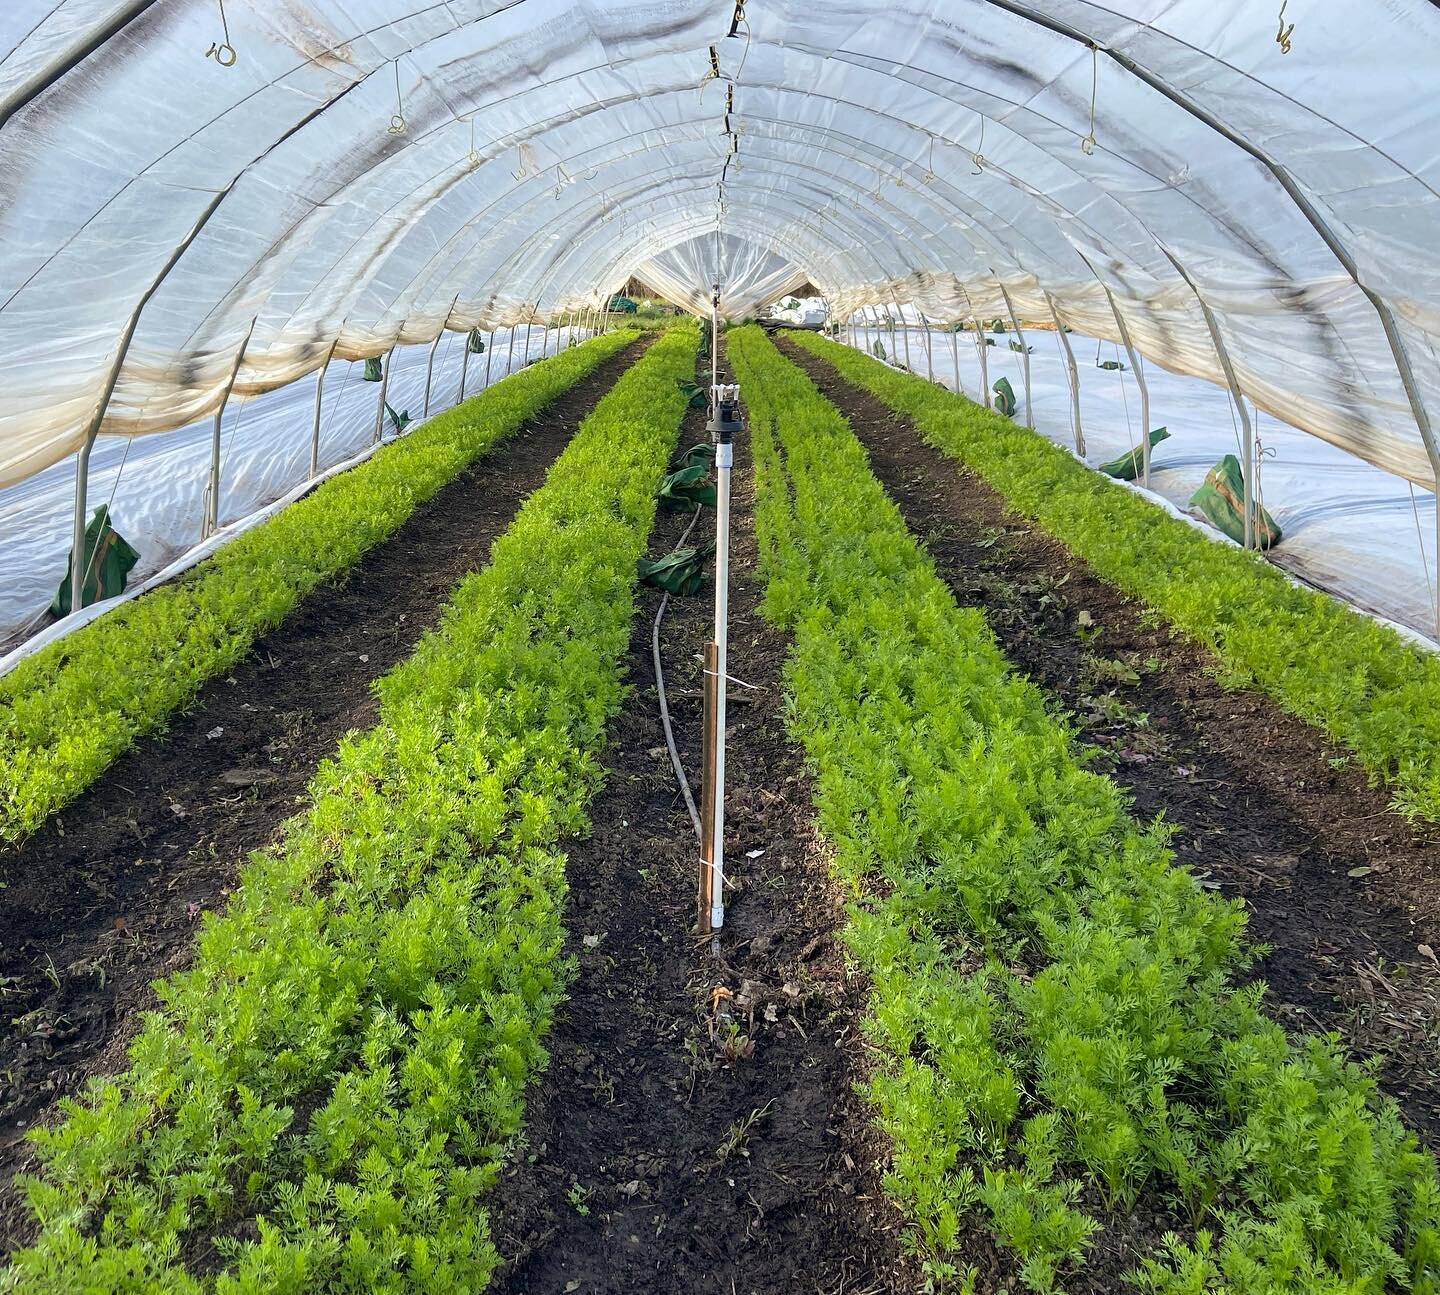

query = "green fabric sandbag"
[637,544,714,596]
[658,443,716,510]
[1101,427,1170,481]
[51,505,140,617]
[992,376,1017,417]
[677,379,708,409]
[362,357,383,382]
[1189,454,1282,549]
[467,328,486,354]
[385,401,412,434]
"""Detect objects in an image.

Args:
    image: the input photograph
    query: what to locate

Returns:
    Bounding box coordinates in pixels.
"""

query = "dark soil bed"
[487,342,910,1294]
[0,339,644,1247]
[779,335,1440,1148]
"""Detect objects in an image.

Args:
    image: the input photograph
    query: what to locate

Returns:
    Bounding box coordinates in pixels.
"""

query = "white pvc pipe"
[710,429,733,932]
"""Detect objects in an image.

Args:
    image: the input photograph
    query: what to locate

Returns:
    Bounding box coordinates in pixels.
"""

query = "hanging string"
[1276,0,1295,54]
[466,117,481,166]
[922,133,936,185]
[971,115,987,174]
[387,59,407,135]
[1115,343,1136,460]
[1080,45,1098,154]
[205,0,237,66]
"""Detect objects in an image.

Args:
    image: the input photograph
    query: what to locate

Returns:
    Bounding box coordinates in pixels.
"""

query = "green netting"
[1101,427,1170,481]
[1189,453,1282,548]
[50,505,140,617]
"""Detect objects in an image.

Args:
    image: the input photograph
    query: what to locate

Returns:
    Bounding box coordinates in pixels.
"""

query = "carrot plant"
[789,329,1440,823]
[1,325,699,1293]
[730,325,1440,1294]
[0,328,638,845]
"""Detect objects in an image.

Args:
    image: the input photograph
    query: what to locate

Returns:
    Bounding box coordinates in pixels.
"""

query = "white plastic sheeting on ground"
[0,325,589,648]
[844,320,1439,643]
[4,0,1440,505]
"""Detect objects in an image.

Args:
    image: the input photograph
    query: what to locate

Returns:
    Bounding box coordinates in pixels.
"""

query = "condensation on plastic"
[1,0,1439,494]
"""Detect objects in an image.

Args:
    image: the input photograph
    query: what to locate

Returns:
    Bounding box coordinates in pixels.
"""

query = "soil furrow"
[778,333,1440,1146]
[487,343,909,1295]
[0,339,645,1232]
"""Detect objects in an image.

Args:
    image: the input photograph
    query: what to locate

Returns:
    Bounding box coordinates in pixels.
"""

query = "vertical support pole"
[70,433,96,614]
[423,332,442,420]
[998,283,1033,428]
[522,315,534,366]
[973,314,992,408]
[484,330,495,388]
[203,323,254,538]
[373,347,393,445]
[919,311,935,383]
[699,642,719,929]
[1161,250,1254,547]
[885,305,898,364]
[700,384,738,935]
[204,406,223,539]
[891,293,911,371]
[1102,286,1152,487]
[458,333,472,404]
[505,322,517,379]
[948,322,966,399]
[1046,293,1086,456]
[310,360,326,477]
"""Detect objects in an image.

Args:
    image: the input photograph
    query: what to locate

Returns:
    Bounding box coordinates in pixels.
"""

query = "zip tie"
[205,0,237,65]
[1080,45,1098,154]
[1276,0,1295,53]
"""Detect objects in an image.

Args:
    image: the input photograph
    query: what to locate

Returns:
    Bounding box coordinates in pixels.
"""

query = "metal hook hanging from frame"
[972,115,987,174]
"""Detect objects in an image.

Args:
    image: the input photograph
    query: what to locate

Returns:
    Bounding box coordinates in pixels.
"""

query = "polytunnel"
[5,3,1440,1293]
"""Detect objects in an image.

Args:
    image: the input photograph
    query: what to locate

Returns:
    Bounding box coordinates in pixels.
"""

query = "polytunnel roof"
[3,0,1440,491]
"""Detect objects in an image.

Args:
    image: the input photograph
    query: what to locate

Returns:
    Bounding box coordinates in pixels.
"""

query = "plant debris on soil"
[0,339,646,1248]
[487,343,909,1295]
[779,335,1440,1147]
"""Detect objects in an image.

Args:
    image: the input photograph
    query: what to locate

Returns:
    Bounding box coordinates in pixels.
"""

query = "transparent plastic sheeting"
[2,0,1440,494]
[0,326,586,651]
[849,318,1440,644]
[635,234,809,320]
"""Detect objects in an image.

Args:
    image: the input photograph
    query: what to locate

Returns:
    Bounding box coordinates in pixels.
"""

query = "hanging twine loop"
[204,0,236,65]
[1276,0,1295,53]
[1079,45,1098,155]
[387,59,407,135]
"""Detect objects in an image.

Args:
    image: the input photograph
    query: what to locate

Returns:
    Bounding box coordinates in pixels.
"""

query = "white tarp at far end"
[632,234,811,321]
[844,317,1440,645]
[770,296,829,327]
[0,324,591,651]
